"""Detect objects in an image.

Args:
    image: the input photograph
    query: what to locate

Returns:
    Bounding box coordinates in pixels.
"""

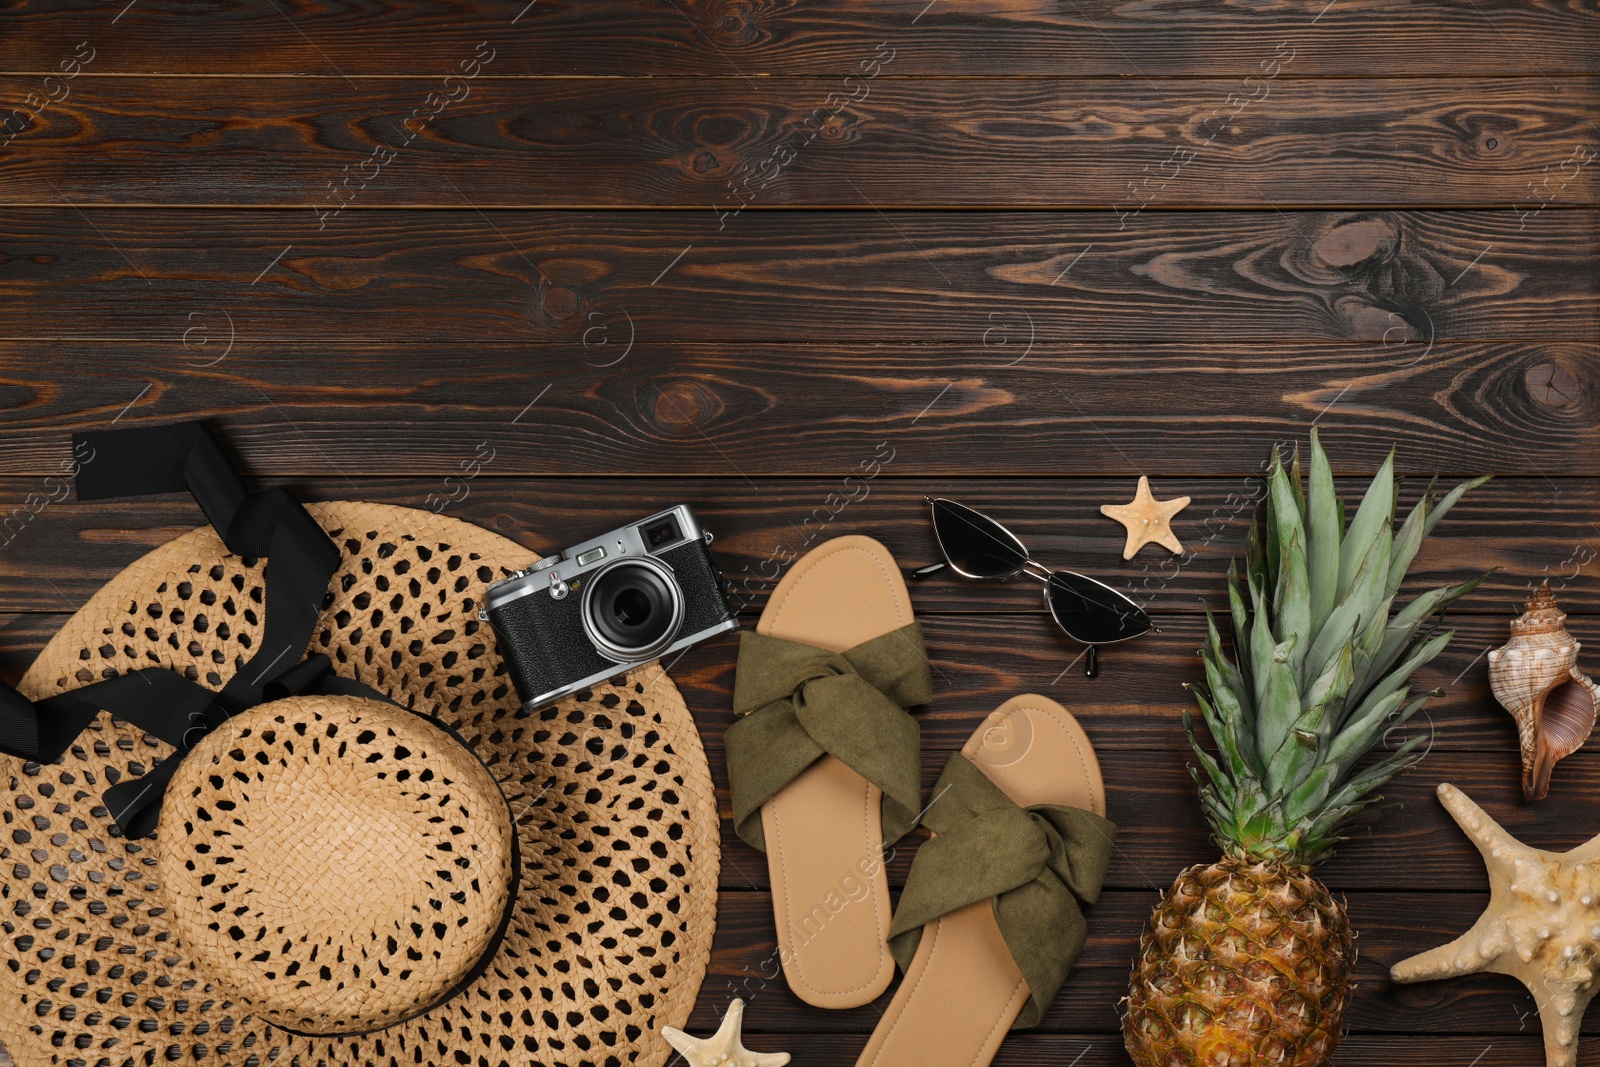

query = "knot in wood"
[647,379,721,433]
[1525,361,1582,410]
[540,286,579,321]
[1312,215,1400,269]
[707,0,761,44]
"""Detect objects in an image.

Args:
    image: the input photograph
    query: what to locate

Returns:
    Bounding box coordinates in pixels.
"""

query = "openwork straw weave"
[156,695,516,1037]
[2,502,720,1067]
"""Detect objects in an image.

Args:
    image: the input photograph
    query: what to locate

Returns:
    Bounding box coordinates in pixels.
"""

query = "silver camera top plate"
[484,504,705,612]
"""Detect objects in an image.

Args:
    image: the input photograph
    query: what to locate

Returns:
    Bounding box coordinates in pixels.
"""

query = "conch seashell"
[1488,582,1600,801]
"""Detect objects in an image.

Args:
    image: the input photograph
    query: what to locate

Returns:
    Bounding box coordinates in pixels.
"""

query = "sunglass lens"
[1046,572,1151,644]
[930,498,1028,578]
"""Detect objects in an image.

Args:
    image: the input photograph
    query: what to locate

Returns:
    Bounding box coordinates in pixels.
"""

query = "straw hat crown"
[154,695,516,1037]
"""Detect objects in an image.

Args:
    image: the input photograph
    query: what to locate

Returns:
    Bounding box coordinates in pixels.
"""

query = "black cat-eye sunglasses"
[908,497,1155,677]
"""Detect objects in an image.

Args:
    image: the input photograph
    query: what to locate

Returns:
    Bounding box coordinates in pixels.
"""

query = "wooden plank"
[700,744,1600,896]
[0,342,1593,477]
[0,609,1592,891]
[0,1032,1566,1067]
[0,211,1593,346]
[0,0,1592,77]
[698,890,1600,1039]
[0,607,1552,750]
[5,77,1594,207]
[660,1032,1580,1067]
[675,614,1555,754]
[779,750,1600,892]
[0,474,1588,613]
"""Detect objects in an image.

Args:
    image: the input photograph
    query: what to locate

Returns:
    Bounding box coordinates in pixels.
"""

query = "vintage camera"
[483,505,738,710]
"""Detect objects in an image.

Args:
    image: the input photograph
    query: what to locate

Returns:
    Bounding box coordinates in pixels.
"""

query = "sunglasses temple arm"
[905,561,947,581]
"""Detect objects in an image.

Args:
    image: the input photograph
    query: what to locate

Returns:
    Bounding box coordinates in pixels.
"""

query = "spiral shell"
[1488,582,1600,802]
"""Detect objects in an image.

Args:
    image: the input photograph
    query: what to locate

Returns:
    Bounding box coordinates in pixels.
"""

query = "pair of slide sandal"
[727,536,1116,1067]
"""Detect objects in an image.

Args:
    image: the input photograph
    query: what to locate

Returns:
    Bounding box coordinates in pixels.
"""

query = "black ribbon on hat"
[0,421,392,837]
[0,421,527,1034]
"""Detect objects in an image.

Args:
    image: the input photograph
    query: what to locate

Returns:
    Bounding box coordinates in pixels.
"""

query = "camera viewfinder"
[642,517,679,549]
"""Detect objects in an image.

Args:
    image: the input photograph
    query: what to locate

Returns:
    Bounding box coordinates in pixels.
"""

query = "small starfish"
[1392,783,1600,1067]
[1100,476,1190,560]
[661,999,791,1067]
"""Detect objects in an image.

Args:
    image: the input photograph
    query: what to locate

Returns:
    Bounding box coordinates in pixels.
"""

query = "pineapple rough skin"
[1122,857,1355,1067]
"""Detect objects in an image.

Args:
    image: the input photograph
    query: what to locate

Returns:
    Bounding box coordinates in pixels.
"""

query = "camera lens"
[613,587,654,627]
[581,557,684,662]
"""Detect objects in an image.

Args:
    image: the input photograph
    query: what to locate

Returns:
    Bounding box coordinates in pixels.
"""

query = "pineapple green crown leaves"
[1186,429,1492,869]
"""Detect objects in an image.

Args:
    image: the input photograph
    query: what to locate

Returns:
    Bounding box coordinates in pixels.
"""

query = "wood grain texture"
[0,210,1593,345]
[0,607,1562,750]
[2,0,1598,1058]
[677,614,1573,754]
[691,745,1600,893]
[692,731,1600,895]
[696,890,1600,1039]
[2,607,1596,893]
[0,0,1593,77]
[5,77,1594,207]
[0,341,1592,476]
[659,1032,1579,1067]
[0,475,1590,615]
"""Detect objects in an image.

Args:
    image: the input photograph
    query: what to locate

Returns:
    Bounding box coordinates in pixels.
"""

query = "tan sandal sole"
[757,535,918,1009]
[854,694,1106,1067]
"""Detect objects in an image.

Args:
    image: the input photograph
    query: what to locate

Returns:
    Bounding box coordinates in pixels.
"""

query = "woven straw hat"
[1,498,719,1067]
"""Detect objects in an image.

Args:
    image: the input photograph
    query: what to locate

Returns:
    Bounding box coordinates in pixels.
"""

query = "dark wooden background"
[2,1,1599,1064]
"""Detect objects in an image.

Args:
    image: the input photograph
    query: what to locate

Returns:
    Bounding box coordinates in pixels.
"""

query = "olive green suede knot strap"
[887,753,1116,1030]
[726,623,931,853]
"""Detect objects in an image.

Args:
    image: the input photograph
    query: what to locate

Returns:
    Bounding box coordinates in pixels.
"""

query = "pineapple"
[1122,431,1490,1067]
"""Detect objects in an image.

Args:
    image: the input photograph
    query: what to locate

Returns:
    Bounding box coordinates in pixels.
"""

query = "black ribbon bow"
[0,421,389,837]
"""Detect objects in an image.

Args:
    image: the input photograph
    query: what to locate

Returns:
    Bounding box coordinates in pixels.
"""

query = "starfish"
[661,999,791,1067]
[1099,476,1190,560]
[1391,783,1600,1067]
